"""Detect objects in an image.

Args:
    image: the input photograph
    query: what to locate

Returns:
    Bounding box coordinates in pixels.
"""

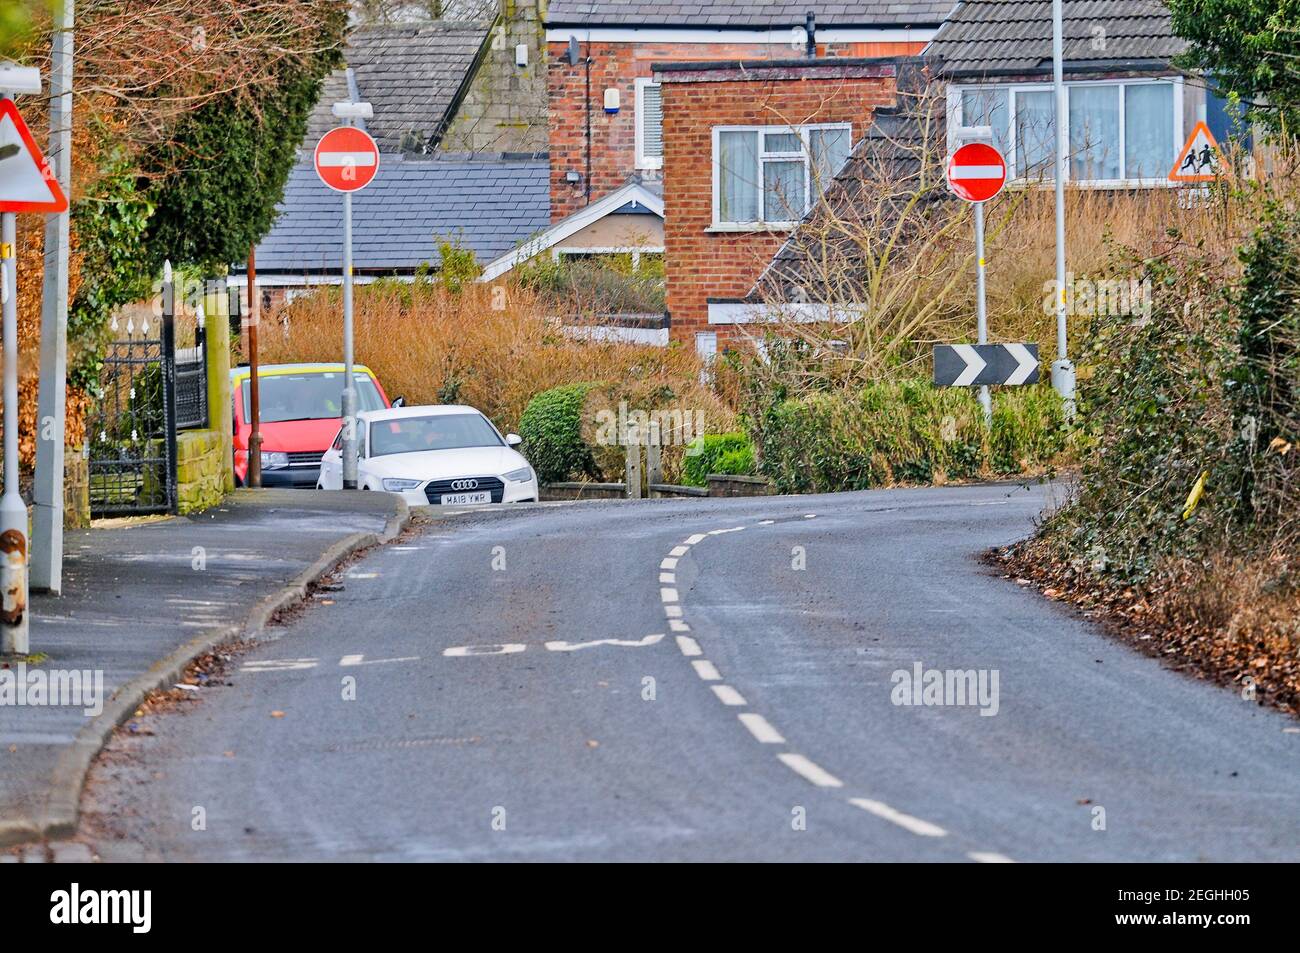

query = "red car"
[231,363,394,487]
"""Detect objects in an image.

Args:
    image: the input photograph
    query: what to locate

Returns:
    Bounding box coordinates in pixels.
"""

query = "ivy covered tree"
[141,2,348,270]
[1168,0,1300,134]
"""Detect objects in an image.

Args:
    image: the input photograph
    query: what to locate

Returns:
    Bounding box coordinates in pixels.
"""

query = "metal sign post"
[0,73,66,653]
[946,141,1008,428]
[315,107,376,491]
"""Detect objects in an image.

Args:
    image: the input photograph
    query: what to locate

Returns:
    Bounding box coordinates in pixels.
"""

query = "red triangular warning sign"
[1168,120,1225,183]
[0,98,68,213]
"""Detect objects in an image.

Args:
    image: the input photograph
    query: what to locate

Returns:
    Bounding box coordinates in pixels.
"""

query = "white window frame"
[947,77,1184,188]
[635,78,663,171]
[710,122,852,231]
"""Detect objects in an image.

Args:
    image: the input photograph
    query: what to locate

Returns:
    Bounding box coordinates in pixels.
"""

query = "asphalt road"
[83,483,1300,861]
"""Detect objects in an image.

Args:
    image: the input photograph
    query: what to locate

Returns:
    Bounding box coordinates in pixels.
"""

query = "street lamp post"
[1051,0,1076,417]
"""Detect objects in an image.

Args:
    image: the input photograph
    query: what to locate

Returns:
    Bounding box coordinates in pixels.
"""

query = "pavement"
[0,489,409,847]
[70,482,1300,862]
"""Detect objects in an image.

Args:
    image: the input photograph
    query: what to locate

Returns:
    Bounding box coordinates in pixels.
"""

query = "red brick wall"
[659,65,899,345]
[547,40,923,223]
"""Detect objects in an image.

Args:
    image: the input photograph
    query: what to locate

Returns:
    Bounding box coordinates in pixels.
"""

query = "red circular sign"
[946,142,1007,203]
[314,126,380,193]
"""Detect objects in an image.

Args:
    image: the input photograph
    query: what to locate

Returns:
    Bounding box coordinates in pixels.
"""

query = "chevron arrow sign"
[933,343,1040,387]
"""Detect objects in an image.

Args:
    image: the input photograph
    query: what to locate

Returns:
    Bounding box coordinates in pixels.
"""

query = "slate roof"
[925,0,1185,76]
[545,1,955,28]
[253,157,551,275]
[303,22,493,155]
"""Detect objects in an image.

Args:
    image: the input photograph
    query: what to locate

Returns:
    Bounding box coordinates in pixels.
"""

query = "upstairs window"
[952,79,1180,186]
[713,123,852,228]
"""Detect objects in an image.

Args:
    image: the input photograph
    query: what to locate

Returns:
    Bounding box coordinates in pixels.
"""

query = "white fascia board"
[707,301,858,324]
[479,182,665,282]
[226,273,405,289]
[544,27,935,45]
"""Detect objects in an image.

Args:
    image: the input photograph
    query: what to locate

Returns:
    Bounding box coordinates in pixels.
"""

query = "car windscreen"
[241,372,385,423]
[369,414,503,457]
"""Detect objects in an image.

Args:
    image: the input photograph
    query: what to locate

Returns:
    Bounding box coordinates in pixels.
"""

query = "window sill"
[705,222,797,234]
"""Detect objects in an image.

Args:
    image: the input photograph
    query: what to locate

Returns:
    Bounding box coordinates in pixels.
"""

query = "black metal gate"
[87,283,185,516]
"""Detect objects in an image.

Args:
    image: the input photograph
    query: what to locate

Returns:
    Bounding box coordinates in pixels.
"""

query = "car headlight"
[504,466,534,484]
[382,478,422,492]
[260,451,289,470]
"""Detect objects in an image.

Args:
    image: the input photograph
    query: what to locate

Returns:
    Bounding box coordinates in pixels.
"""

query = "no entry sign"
[946,142,1007,204]
[314,126,379,193]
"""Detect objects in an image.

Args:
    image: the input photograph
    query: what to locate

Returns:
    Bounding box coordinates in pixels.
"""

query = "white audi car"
[317,405,538,506]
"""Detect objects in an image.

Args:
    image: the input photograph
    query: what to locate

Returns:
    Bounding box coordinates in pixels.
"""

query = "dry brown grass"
[257,279,735,440]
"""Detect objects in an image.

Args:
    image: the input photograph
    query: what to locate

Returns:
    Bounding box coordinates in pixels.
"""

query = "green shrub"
[683,432,755,486]
[518,383,601,483]
[755,379,1063,494]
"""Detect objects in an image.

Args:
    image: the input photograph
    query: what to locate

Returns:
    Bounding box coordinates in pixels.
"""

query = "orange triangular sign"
[1168,120,1225,183]
[0,98,68,213]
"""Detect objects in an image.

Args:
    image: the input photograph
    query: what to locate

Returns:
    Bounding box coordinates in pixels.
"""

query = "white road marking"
[663,605,682,618]
[660,557,678,570]
[660,587,679,602]
[669,546,689,557]
[970,500,1009,506]
[675,635,702,657]
[758,519,775,525]
[339,654,420,667]
[711,685,747,706]
[708,526,745,535]
[545,634,663,652]
[346,572,378,579]
[968,851,1015,863]
[659,572,675,584]
[241,658,318,672]
[848,798,947,837]
[691,660,721,681]
[443,643,527,657]
[778,753,843,788]
[738,712,785,744]
[685,534,707,545]
[669,619,691,632]
[803,514,817,519]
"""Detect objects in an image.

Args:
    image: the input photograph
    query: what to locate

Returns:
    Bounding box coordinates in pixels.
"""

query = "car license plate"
[441,491,491,505]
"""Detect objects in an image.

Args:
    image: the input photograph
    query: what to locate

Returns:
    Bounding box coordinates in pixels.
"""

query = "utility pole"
[31,0,73,593]
[1050,0,1075,417]
[246,246,262,487]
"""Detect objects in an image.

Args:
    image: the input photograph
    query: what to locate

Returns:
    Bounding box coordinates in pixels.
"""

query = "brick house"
[655,56,907,351]
[544,1,951,225]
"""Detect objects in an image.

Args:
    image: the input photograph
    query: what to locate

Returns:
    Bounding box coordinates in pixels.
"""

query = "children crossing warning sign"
[1169,121,1223,183]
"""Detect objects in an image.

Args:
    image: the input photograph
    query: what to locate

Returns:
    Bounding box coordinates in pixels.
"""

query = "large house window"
[713,123,852,228]
[636,79,663,170]
[952,78,1180,185]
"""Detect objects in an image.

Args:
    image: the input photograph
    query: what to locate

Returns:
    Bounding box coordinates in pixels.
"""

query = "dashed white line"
[708,526,745,535]
[777,753,843,788]
[968,851,1015,863]
[711,684,747,706]
[663,604,683,618]
[685,534,707,545]
[669,619,691,632]
[660,557,678,570]
[675,635,702,657]
[669,546,689,558]
[691,659,721,681]
[848,798,947,837]
[803,514,817,519]
[443,643,526,657]
[659,572,676,584]
[738,712,785,744]
[660,587,679,603]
